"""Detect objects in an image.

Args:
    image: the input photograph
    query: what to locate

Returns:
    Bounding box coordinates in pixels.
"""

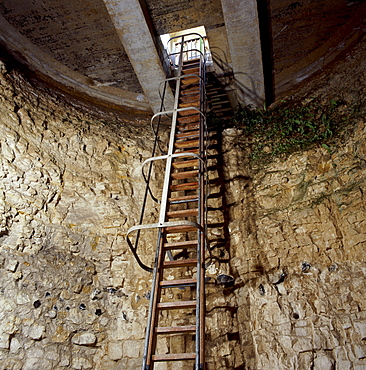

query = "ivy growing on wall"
[229,96,362,164]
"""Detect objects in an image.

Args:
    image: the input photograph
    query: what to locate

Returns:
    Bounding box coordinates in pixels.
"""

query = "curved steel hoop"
[126,220,203,273]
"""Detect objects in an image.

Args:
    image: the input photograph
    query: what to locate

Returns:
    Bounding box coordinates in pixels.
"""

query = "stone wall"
[0,60,161,369]
[221,120,366,368]
[0,51,366,370]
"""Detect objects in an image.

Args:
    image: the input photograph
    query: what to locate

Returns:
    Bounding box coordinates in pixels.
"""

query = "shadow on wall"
[257,0,274,106]
[210,47,271,109]
[205,118,232,280]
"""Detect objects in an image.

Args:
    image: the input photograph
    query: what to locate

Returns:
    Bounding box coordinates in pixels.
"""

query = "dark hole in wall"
[228,332,240,341]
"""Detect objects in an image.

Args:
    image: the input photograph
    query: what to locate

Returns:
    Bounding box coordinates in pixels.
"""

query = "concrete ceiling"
[0,0,365,113]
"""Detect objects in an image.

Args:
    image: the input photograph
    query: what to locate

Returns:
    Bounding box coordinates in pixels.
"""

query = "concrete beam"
[221,0,265,108]
[103,0,174,113]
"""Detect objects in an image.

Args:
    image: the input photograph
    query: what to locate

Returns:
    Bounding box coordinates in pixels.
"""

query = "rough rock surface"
[0,60,159,369]
[0,39,366,369]
[221,123,366,369]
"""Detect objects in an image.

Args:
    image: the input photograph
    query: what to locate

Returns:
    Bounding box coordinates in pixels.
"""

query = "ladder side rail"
[196,54,202,370]
[196,54,207,370]
[142,228,164,370]
[200,54,208,369]
[199,56,211,250]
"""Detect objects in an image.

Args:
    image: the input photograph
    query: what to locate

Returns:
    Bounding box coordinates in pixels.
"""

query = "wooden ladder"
[126,33,207,370]
[143,56,206,369]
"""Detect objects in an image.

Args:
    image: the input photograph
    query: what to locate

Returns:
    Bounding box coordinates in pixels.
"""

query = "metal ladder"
[126,33,208,370]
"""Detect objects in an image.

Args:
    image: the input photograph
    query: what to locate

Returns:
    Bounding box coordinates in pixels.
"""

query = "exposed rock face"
[0,48,366,370]
[0,60,158,369]
[222,123,366,369]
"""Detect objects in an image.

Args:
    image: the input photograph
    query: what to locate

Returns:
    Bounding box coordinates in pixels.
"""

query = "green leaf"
[322,143,331,153]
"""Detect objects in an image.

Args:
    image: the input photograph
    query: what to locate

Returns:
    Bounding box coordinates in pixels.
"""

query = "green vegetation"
[231,97,362,164]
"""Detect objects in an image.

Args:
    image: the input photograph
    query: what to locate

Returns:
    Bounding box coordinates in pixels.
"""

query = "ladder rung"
[179,97,200,105]
[174,148,199,155]
[182,67,199,74]
[157,300,196,309]
[183,63,199,68]
[215,114,233,119]
[162,259,197,268]
[209,94,228,100]
[183,59,200,66]
[179,109,200,117]
[211,104,226,110]
[171,170,199,180]
[183,58,200,63]
[169,194,198,204]
[152,353,196,362]
[213,107,233,113]
[178,111,200,118]
[172,159,199,169]
[181,82,199,89]
[206,89,221,94]
[180,95,200,103]
[179,101,200,109]
[181,77,199,85]
[212,99,229,105]
[160,278,197,287]
[175,140,199,149]
[180,88,200,96]
[177,116,199,124]
[167,208,198,218]
[164,240,198,250]
[180,94,199,101]
[155,325,196,334]
[212,104,231,110]
[176,130,199,139]
[177,123,199,131]
[170,182,198,191]
[165,225,198,234]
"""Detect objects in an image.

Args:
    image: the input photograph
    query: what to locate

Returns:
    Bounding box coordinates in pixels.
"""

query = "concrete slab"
[0,14,151,112]
[221,0,265,108]
[0,0,143,95]
[103,0,174,113]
